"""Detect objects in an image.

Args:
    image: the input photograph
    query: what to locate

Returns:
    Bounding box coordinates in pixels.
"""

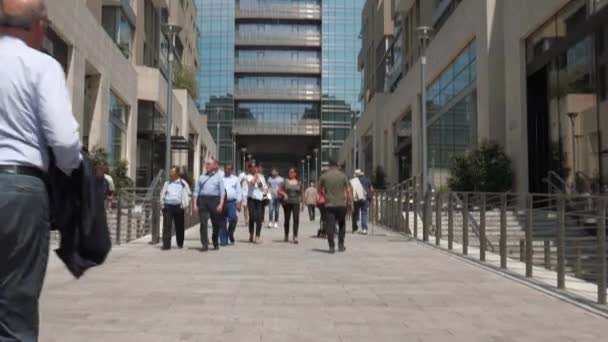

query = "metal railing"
[236,6,321,20]
[235,59,321,74]
[374,181,608,306]
[235,31,321,47]
[235,86,321,101]
[233,119,320,136]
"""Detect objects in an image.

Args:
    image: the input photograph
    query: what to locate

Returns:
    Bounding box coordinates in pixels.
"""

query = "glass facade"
[426,40,477,188]
[236,102,320,122]
[108,92,129,164]
[196,0,362,170]
[321,0,364,164]
[101,5,134,59]
[196,0,235,164]
[526,0,608,194]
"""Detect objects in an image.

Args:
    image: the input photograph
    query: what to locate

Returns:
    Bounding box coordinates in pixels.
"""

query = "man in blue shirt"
[160,166,192,250]
[194,158,225,251]
[267,168,284,228]
[219,163,242,245]
[0,1,83,340]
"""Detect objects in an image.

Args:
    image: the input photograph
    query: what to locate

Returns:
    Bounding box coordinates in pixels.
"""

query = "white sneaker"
[362,230,368,235]
[267,222,273,228]
[274,222,279,228]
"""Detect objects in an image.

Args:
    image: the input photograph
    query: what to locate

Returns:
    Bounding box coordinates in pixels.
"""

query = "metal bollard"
[116,196,122,245]
[423,191,430,242]
[413,191,418,239]
[448,193,454,250]
[151,199,160,244]
[435,192,442,245]
[463,193,469,255]
[556,197,566,290]
[597,198,607,305]
[519,239,525,262]
[127,207,133,243]
[480,194,486,262]
[500,193,507,269]
[405,190,410,235]
[525,194,533,278]
[544,240,551,270]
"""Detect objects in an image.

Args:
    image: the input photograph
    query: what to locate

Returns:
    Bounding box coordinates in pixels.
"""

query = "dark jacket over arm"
[48,150,111,278]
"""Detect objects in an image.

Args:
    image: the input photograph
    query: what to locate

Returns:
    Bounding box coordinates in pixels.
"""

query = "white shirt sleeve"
[37,59,82,175]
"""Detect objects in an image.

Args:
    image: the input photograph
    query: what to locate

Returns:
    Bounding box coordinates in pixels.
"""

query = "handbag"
[317,189,326,206]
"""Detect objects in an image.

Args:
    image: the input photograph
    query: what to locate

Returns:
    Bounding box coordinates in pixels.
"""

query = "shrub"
[173,64,198,100]
[447,141,514,193]
[89,146,109,169]
[110,160,134,194]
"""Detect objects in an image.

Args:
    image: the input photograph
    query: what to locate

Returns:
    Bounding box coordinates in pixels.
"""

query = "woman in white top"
[246,162,268,243]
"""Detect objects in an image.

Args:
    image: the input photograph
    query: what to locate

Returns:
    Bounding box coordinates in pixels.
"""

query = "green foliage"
[89,146,109,169]
[89,146,134,194]
[110,160,134,193]
[447,141,514,192]
[173,64,198,100]
[372,165,387,190]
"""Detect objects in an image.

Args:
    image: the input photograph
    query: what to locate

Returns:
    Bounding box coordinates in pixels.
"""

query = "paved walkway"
[41,216,607,341]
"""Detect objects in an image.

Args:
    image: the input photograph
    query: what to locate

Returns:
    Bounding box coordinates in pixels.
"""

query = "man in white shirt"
[219,163,242,245]
[0,1,82,339]
[350,170,367,234]
[160,166,192,250]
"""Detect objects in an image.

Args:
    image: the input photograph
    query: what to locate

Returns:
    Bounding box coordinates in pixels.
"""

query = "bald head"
[0,0,46,48]
[0,0,46,30]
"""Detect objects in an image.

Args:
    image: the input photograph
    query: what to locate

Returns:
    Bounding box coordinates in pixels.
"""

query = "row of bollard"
[372,188,607,305]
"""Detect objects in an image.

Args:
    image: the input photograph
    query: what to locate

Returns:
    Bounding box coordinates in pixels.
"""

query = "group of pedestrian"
[158,157,371,255]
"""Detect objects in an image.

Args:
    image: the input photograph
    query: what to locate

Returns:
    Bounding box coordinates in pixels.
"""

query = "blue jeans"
[353,200,370,231]
[269,198,281,223]
[219,200,238,245]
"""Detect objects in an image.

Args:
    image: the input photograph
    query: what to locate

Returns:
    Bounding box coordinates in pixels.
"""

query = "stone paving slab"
[40,216,607,341]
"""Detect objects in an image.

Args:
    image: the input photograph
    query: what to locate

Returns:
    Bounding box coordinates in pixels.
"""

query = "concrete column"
[66,49,86,134]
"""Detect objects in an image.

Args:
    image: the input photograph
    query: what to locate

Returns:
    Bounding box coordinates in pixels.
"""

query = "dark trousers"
[0,175,50,342]
[307,205,316,221]
[162,205,185,249]
[198,196,221,248]
[283,203,300,238]
[325,206,347,249]
[248,198,264,237]
[219,200,238,245]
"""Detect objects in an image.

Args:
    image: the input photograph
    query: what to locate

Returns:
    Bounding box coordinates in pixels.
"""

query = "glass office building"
[197,0,363,175]
[525,0,608,193]
[196,0,235,164]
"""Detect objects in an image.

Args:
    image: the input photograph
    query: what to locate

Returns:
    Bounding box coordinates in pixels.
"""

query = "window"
[102,6,134,59]
[108,92,129,164]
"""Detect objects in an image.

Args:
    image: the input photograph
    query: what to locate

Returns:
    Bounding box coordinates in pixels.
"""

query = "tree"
[173,64,198,100]
[447,141,514,193]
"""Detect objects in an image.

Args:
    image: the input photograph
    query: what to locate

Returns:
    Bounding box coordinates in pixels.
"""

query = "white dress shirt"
[0,36,81,175]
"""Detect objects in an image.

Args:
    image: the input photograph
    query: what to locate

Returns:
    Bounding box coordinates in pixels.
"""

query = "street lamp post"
[313,148,319,182]
[400,155,406,182]
[216,107,221,162]
[353,111,358,173]
[161,23,182,181]
[306,155,311,185]
[327,130,334,162]
[241,147,247,172]
[568,112,578,188]
[417,26,433,195]
[301,159,306,183]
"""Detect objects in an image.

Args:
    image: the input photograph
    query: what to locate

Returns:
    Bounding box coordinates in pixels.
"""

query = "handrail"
[449,192,495,252]
[543,171,571,194]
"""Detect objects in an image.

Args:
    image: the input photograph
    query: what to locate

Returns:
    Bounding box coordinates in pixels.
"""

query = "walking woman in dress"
[278,167,304,244]
[246,162,267,243]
